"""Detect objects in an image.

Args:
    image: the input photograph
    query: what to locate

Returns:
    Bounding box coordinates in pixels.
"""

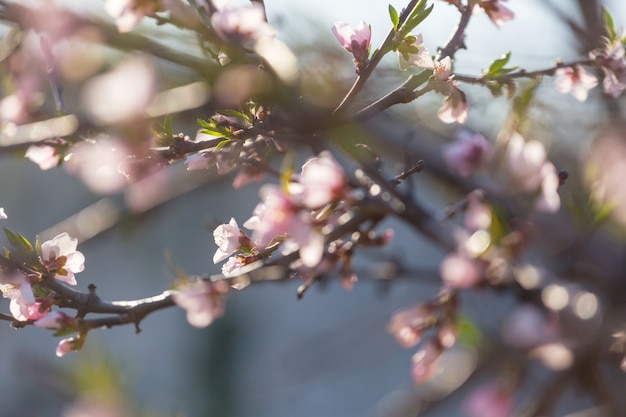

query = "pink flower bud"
[56,337,75,357]
[388,305,434,348]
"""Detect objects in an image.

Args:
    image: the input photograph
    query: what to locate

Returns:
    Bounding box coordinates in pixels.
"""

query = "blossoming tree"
[0,0,626,415]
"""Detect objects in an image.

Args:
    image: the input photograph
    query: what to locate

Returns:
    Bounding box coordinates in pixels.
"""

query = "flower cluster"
[387,291,458,385]
[0,227,83,356]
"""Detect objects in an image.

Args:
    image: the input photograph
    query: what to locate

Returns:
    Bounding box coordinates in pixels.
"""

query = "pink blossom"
[398,34,433,71]
[25,144,61,170]
[437,85,468,124]
[388,305,434,348]
[433,57,453,81]
[41,232,85,286]
[104,0,159,33]
[56,337,75,357]
[477,0,514,28]
[439,252,483,289]
[298,151,347,208]
[245,185,324,267]
[411,342,442,384]
[597,41,626,98]
[554,65,598,101]
[464,383,514,417]
[211,3,275,48]
[0,208,6,219]
[443,130,492,177]
[35,310,73,330]
[332,21,371,54]
[0,273,38,321]
[173,279,228,328]
[221,256,244,277]
[213,218,241,264]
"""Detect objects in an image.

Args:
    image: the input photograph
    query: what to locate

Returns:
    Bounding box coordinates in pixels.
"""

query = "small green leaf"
[456,316,483,348]
[197,118,213,129]
[489,52,510,72]
[200,127,226,137]
[389,4,399,31]
[602,7,616,41]
[214,139,232,151]
[405,3,433,32]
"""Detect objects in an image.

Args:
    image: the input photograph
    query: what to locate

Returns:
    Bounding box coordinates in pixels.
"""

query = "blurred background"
[0,0,625,416]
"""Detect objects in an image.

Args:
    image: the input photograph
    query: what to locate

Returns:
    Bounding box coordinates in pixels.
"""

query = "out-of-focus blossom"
[388,304,434,348]
[464,383,514,417]
[104,0,159,33]
[503,132,561,212]
[213,218,241,264]
[173,279,229,328]
[56,337,76,357]
[211,3,275,48]
[443,130,493,177]
[502,304,558,349]
[398,34,433,71]
[25,139,66,170]
[554,65,598,101]
[34,310,73,330]
[0,273,39,321]
[592,40,626,98]
[82,57,156,125]
[465,190,492,231]
[298,151,347,209]
[411,342,442,384]
[64,138,130,194]
[476,0,514,28]
[332,21,371,69]
[439,252,484,288]
[41,232,85,286]
[584,123,626,225]
[437,84,468,124]
[0,208,6,219]
[233,168,264,189]
[63,398,130,417]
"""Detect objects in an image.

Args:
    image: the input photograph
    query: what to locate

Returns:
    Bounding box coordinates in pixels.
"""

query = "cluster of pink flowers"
[0,228,84,356]
[396,33,468,124]
[387,299,458,385]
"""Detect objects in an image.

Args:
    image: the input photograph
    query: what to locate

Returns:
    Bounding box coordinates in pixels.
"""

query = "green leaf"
[197,118,213,129]
[214,139,232,151]
[404,2,433,33]
[163,114,173,136]
[512,78,540,119]
[217,109,247,120]
[488,52,511,74]
[456,316,483,349]
[4,228,33,252]
[602,7,616,42]
[389,4,399,31]
[200,127,226,137]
